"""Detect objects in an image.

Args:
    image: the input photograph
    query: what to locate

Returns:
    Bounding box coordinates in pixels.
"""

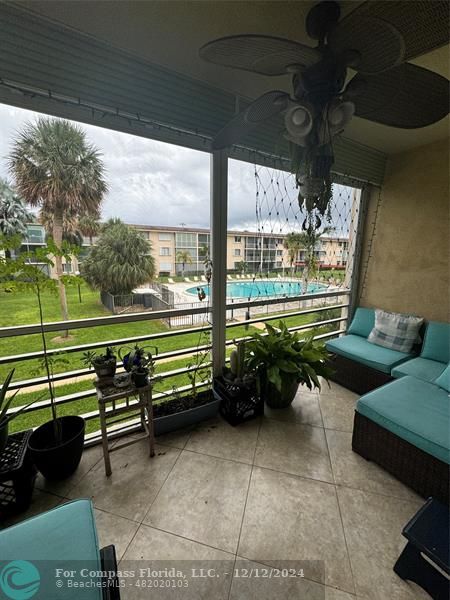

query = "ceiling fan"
[199,0,449,213]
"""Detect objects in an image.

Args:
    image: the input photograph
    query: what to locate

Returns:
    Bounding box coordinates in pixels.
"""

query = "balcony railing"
[1,289,349,447]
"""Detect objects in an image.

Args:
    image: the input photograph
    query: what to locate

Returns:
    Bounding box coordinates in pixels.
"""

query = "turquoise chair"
[0,499,119,599]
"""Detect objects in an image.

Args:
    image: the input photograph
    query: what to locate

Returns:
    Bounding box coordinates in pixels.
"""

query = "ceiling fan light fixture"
[284,103,315,142]
[328,99,355,133]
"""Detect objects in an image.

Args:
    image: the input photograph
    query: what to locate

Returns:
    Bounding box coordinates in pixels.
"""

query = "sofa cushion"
[326,334,412,374]
[347,307,374,338]
[421,321,450,363]
[391,357,447,383]
[435,363,450,392]
[0,499,102,599]
[356,376,450,464]
[368,309,423,353]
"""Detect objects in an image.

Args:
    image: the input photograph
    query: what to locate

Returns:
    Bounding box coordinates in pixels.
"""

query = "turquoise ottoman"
[0,499,119,599]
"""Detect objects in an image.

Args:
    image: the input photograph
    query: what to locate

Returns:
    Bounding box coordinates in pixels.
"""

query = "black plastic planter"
[28,416,85,480]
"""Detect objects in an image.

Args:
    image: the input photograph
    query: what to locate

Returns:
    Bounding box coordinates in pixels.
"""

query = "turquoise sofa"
[0,499,120,599]
[391,321,449,383]
[326,307,415,393]
[353,364,450,504]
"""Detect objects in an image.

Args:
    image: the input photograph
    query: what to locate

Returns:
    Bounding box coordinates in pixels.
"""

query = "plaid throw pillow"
[368,309,423,353]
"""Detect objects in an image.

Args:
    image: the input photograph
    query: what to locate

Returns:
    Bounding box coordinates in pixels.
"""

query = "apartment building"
[133,225,289,276]
[14,223,349,278]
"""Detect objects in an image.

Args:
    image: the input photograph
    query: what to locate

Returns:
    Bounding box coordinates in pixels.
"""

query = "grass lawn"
[2,284,339,436]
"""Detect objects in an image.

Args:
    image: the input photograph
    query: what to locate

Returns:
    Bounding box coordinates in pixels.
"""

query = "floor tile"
[254,419,333,483]
[238,467,354,594]
[319,387,358,432]
[35,443,105,497]
[326,429,420,502]
[121,524,233,599]
[337,487,425,599]
[144,451,251,553]
[185,416,259,463]
[230,557,331,600]
[94,508,140,560]
[156,427,192,449]
[68,440,180,521]
[1,489,62,530]
[264,386,323,427]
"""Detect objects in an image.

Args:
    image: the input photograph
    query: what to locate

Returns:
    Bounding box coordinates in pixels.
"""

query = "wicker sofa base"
[328,353,393,395]
[352,411,449,505]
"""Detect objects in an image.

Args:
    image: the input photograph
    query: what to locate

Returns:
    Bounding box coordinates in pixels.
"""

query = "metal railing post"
[210,150,228,377]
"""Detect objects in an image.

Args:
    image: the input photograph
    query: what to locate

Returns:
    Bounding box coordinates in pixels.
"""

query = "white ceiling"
[16,0,450,154]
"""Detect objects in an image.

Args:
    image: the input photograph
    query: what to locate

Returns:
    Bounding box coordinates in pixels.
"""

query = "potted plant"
[119,344,157,388]
[151,332,220,435]
[82,346,117,379]
[0,369,37,453]
[0,239,86,480]
[214,340,263,426]
[245,321,333,409]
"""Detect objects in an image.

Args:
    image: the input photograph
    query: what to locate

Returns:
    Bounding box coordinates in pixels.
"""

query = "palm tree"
[78,213,101,246]
[284,233,302,277]
[8,118,107,333]
[296,226,334,293]
[0,178,33,256]
[82,219,155,295]
[176,250,193,278]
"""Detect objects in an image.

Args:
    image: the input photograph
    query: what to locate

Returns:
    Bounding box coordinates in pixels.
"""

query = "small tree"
[78,214,101,246]
[297,226,334,293]
[0,237,80,442]
[0,178,33,257]
[176,250,193,278]
[82,219,155,295]
[235,260,248,275]
[284,233,302,277]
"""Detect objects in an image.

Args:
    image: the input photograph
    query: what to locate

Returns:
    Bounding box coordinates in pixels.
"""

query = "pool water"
[186,280,325,299]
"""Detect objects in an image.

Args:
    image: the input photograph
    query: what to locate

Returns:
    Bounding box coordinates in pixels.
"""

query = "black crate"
[0,430,37,517]
[214,376,263,426]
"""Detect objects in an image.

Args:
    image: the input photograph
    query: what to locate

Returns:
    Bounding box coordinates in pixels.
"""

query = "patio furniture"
[394,497,449,600]
[352,373,450,504]
[200,275,207,282]
[184,277,192,282]
[391,321,449,383]
[0,430,36,517]
[167,277,174,283]
[95,378,155,477]
[326,308,414,394]
[193,276,199,281]
[0,499,120,599]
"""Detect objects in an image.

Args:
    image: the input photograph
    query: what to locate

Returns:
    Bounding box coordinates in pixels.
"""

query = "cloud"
[0,104,354,234]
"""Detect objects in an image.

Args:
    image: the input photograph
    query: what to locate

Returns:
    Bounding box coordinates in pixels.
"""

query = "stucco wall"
[358,138,449,322]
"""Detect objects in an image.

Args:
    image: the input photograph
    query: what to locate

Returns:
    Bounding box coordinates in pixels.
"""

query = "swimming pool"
[186,280,325,299]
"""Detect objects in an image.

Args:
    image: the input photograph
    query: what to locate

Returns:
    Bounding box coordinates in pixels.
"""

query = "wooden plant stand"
[95,378,155,477]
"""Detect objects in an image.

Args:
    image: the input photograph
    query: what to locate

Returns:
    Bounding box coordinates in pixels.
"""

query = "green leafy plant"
[82,346,116,369]
[119,344,157,375]
[186,331,211,404]
[0,369,37,431]
[245,321,333,393]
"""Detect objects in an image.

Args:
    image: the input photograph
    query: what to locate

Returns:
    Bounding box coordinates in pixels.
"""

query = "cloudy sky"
[0,103,352,235]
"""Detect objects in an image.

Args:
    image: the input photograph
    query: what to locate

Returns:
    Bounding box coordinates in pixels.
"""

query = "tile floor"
[2,382,432,599]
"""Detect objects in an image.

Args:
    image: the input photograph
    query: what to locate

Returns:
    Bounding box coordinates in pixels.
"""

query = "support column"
[210,150,228,377]
[348,185,370,321]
